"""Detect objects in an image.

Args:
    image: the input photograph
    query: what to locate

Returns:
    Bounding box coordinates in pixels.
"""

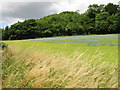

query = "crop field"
[2,34,119,88]
[28,34,118,46]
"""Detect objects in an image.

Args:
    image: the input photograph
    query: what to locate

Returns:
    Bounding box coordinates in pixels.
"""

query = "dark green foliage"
[0,28,2,40]
[0,42,8,49]
[107,13,120,33]
[95,12,110,34]
[2,3,120,40]
[105,3,119,15]
[86,4,102,18]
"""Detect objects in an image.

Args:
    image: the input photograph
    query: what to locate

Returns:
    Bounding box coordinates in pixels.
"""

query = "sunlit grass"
[2,46,118,88]
[4,40,118,63]
[2,34,118,88]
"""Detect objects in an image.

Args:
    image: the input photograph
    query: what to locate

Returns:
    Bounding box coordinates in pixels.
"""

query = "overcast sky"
[0,0,119,28]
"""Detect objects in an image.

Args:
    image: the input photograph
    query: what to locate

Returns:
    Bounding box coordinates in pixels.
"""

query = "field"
[2,34,118,88]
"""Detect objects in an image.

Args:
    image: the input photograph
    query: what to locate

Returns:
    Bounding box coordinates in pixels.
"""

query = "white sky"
[0,0,119,28]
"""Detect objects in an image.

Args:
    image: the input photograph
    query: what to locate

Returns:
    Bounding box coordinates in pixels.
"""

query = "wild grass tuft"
[2,46,118,88]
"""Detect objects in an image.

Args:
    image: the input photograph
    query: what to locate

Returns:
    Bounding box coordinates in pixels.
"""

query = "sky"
[0,0,120,28]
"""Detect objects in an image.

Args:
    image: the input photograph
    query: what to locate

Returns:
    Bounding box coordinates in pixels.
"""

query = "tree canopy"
[2,3,120,40]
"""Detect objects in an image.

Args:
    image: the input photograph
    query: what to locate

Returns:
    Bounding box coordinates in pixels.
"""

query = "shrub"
[0,42,8,49]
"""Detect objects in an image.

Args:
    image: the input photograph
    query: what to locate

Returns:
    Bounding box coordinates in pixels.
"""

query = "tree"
[107,13,120,33]
[2,26,10,40]
[86,4,101,18]
[43,30,53,37]
[95,12,110,34]
[98,4,105,12]
[2,3,119,40]
[105,3,119,15]
[0,28,3,40]
[79,14,94,34]
[65,22,76,35]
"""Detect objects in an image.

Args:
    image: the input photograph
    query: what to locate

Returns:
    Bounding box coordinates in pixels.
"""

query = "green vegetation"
[2,34,118,88]
[0,28,2,40]
[2,3,120,40]
[0,42,8,50]
[1,2,119,88]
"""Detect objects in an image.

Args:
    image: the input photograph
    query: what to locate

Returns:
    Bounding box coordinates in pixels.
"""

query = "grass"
[4,40,118,63]
[2,34,118,88]
[2,45,118,88]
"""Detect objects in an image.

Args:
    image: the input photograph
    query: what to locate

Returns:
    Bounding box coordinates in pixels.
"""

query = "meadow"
[2,34,118,88]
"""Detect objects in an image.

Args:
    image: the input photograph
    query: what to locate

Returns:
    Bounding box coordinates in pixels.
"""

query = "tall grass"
[2,46,118,88]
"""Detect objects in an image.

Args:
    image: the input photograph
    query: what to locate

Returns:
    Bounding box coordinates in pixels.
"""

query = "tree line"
[2,3,120,40]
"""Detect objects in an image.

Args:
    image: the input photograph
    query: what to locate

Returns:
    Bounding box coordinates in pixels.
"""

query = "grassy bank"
[2,39,118,88]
